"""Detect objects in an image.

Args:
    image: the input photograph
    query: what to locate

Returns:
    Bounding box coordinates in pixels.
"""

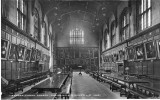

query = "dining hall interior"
[1,0,160,99]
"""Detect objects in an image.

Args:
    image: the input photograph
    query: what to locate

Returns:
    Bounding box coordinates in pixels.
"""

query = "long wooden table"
[32,74,68,93]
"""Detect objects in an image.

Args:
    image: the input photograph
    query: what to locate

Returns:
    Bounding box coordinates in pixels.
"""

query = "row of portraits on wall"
[103,49,125,62]
[127,40,160,61]
[1,39,50,62]
[103,39,160,62]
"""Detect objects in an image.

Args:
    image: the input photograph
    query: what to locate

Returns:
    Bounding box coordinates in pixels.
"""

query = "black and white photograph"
[1,39,9,60]
[1,0,160,99]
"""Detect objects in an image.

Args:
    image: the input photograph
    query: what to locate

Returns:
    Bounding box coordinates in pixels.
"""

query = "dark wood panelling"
[12,62,17,80]
[135,61,143,75]
[6,61,12,80]
[154,60,160,77]
[1,17,50,81]
[1,30,6,39]
[147,61,154,75]
[129,61,137,74]
[142,61,147,75]
[1,61,6,78]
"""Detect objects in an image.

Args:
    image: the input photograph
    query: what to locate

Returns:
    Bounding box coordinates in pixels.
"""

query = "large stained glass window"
[70,27,84,45]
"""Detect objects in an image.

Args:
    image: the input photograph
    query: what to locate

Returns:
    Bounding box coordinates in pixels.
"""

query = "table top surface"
[32,74,68,89]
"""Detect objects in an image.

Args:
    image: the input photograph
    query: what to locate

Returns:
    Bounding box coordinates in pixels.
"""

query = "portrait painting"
[145,41,156,59]
[1,39,9,60]
[127,46,135,61]
[40,52,43,61]
[24,48,31,61]
[135,44,145,60]
[36,49,41,61]
[30,47,36,61]
[17,44,26,61]
[8,43,17,60]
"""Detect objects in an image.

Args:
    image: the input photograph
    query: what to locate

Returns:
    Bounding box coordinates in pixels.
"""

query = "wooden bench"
[15,72,48,91]
[111,81,123,91]
[16,76,35,91]
[61,83,71,99]
[60,77,72,99]
[2,81,17,96]
[99,76,112,83]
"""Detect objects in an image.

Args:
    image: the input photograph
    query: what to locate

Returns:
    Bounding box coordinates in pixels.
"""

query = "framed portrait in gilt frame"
[157,40,160,59]
[135,43,145,60]
[30,47,36,62]
[8,43,17,60]
[17,44,26,61]
[145,40,157,60]
[24,48,31,61]
[126,46,135,61]
[36,49,41,61]
[1,39,10,60]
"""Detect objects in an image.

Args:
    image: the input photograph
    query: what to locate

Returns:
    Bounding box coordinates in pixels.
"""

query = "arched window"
[137,0,151,32]
[111,21,116,47]
[70,27,84,45]
[34,8,40,41]
[17,0,27,31]
[120,8,129,42]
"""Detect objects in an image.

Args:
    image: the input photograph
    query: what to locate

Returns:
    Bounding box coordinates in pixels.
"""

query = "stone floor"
[70,72,127,99]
